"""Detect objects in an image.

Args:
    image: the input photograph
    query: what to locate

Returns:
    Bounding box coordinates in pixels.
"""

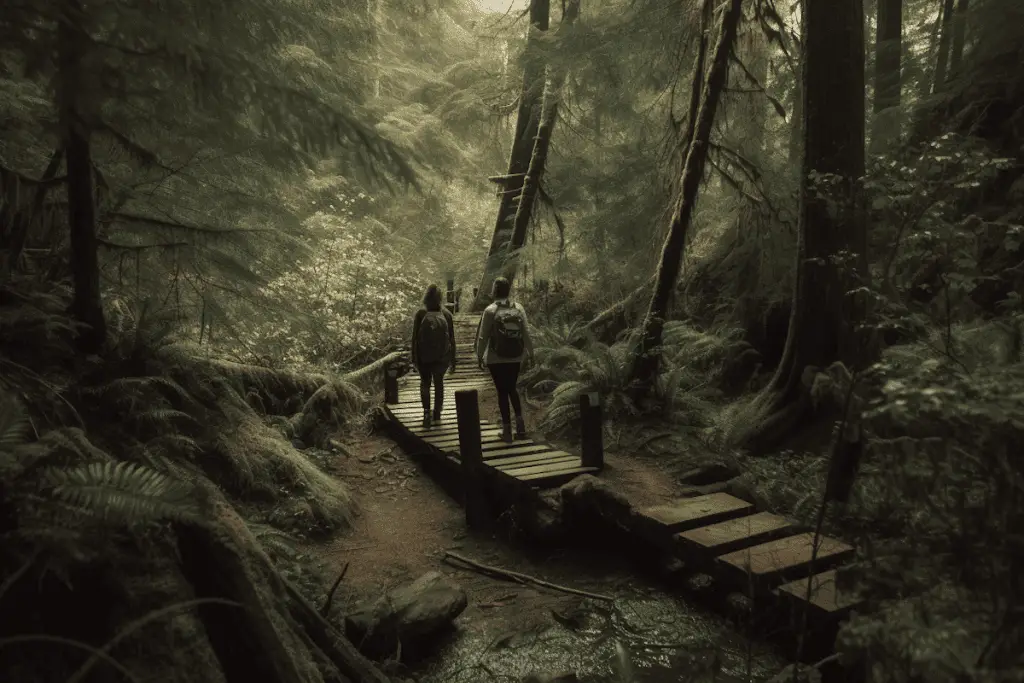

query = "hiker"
[411,283,456,429]
[475,276,534,443]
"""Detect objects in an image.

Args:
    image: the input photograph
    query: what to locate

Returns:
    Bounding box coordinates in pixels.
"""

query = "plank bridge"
[378,300,862,659]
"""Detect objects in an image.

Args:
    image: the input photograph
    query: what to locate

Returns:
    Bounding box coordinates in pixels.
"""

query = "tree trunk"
[932,0,955,94]
[625,0,744,398]
[501,0,580,287]
[737,0,871,454]
[474,0,551,310]
[869,0,902,152]
[58,6,106,353]
[948,0,968,75]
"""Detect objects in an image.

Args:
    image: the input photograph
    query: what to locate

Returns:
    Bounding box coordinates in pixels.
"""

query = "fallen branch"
[320,562,350,618]
[442,551,613,602]
[342,351,405,386]
[281,576,395,683]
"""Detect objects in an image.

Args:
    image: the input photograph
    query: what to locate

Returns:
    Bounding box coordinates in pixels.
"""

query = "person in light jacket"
[476,276,535,442]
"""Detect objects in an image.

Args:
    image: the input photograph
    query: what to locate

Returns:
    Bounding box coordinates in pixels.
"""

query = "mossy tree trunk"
[474,0,550,310]
[870,0,903,152]
[625,0,743,399]
[58,2,106,353]
[501,0,580,287]
[737,0,872,454]
[932,0,955,93]
[948,0,969,75]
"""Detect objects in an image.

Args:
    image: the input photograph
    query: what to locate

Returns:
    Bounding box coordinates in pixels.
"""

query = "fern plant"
[0,392,201,527]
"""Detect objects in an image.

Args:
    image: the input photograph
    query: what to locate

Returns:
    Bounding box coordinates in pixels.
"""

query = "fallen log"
[582,276,655,342]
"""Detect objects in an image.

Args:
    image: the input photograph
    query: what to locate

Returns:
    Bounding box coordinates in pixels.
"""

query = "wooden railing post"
[455,389,487,529]
[384,364,399,404]
[580,392,604,470]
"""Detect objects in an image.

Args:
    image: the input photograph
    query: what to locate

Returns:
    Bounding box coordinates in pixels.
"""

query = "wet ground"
[414,587,782,683]
[306,431,785,683]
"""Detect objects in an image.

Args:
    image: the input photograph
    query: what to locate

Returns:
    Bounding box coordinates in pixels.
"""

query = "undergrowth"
[524,318,747,436]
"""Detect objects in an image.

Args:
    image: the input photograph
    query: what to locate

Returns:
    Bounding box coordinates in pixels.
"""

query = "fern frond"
[0,393,32,452]
[43,461,200,524]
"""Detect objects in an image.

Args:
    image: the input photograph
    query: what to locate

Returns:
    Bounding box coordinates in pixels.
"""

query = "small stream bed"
[412,581,784,683]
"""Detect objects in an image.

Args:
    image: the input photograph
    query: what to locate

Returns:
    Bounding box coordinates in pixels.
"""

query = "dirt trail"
[305,384,711,627]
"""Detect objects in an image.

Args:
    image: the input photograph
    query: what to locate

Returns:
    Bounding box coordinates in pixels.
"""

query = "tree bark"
[932,0,955,94]
[58,5,106,353]
[474,0,551,310]
[869,0,902,152]
[737,0,871,454]
[625,0,744,398]
[501,0,580,287]
[948,0,969,76]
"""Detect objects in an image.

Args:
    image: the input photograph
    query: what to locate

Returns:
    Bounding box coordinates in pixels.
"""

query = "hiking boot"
[514,417,528,440]
[501,422,513,443]
[432,409,443,424]
[422,411,432,429]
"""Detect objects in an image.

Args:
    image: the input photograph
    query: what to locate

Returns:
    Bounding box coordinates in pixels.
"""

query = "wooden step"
[717,533,855,589]
[488,450,577,468]
[774,569,861,619]
[638,493,755,536]
[675,511,797,558]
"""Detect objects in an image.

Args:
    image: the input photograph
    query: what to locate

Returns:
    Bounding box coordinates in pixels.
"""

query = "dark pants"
[487,362,523,425]
[418,362,447,415]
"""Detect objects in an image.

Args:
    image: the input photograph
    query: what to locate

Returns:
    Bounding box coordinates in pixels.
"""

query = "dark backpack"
[417,311,450,364]
[490,302,526,358]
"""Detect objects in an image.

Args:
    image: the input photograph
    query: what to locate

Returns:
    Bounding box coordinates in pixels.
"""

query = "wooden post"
[455,389,487,529]
[445,279,456,314]
[384,364,399,404]
[580,392,604,470]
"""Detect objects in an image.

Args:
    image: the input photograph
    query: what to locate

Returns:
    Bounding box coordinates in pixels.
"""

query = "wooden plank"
[481,438,539,452]
[481,443,551,459]
[487,450,577,468]
[675,511,797,557]
[406,420,488,435]
[638,493,755,535]
[516,466,600,487]
[717,533,855,586]
[422,428,501,445]
[494,454,578,473]
[774,569,861,618]
[495,455,580,477]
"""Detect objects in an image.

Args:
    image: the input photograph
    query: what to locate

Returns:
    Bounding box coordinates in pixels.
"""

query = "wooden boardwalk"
[382,314,601,489]
[379,311,861,633]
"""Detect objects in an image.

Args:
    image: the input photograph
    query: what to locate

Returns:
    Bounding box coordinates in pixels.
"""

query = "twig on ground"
[320,562,350,617]
[442,551,613,602]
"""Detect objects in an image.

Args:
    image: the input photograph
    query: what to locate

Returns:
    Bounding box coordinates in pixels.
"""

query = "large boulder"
[345,571,468,659]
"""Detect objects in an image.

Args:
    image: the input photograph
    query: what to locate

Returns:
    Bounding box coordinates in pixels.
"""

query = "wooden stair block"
[675,511,797,557]
[775,569,862,618]
[717,533,854,587]
[638,493,755,535]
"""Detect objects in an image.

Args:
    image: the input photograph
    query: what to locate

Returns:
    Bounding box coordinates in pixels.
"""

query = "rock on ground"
[345,571,468,659]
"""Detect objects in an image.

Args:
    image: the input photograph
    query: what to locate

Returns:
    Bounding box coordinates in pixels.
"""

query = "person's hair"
[491,277,511,300]
[423,284,443,311]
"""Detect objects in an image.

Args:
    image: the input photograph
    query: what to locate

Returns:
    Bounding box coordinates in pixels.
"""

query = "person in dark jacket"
[411,284,456,428]
[476,276,534,442]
